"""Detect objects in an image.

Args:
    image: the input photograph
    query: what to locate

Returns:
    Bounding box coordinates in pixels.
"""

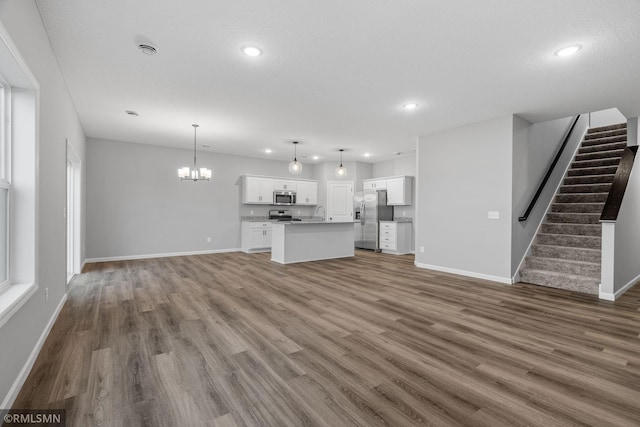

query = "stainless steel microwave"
[273,190,296,205]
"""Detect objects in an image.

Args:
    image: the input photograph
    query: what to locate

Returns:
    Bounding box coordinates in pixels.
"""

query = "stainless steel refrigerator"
[354,190,394,251]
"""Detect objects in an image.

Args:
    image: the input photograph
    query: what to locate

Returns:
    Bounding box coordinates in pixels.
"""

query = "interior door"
[327,181,354,222]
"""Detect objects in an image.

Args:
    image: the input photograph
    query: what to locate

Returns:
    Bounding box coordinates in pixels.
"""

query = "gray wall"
[511,115,588,276]
[86,138,318,259]
[416,116,513,281]
[613,153,640,293]
[0,0,86,406]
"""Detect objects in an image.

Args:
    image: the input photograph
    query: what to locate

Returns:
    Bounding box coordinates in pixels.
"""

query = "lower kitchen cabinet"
[379,221,412,255]
[241,221,272,253]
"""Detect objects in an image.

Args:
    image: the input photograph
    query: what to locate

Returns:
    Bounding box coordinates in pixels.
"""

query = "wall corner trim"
[414,261,513,284]
[1,293,67,409]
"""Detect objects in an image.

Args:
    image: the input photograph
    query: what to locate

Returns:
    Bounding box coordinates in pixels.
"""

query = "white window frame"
[0,77,10,293]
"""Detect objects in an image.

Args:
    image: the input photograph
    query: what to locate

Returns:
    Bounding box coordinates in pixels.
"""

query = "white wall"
[589,108,626,129]
[0,0,86,406]
[86,138,317,260]
[416,116,513,282]
[511,115,588,276]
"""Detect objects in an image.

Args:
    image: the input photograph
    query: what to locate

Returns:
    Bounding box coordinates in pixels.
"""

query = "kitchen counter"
[380,218,413,223]
[270,221,354,264]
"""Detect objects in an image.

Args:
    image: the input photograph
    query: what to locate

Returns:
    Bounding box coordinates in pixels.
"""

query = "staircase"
[519,123,626,295]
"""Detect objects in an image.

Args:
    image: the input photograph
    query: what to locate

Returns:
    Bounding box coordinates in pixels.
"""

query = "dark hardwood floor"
[12,250,640,426]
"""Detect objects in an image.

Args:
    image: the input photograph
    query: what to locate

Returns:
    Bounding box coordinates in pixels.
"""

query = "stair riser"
[587,124,627,134]
[531,245,601,263]
[567,166,618,176]
[571,158,621,168]
[546,213,600,224]
[575,150,624,161]
[558,184,611,194]
[519,270,599,295]
[555,193,608,203]
[563,175,614,185]
[583,133,626,143]
[524,258,600,278]
[578,142,627,154]
[541,223,601,236]
[550,203,604,214]
[536,234,601,249]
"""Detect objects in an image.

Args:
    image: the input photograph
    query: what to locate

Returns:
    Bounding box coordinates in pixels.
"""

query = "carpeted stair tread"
[541,223,601,236]
[567,165,618,176]
[531,244,600,263]
[523,256,600,278]
[558,183,611,193]
[536,233,601,249]
[519,269,599,295]
[546,212,601,224]
[584,132,626,142]
[574,148,624,161]
[578,141,627,154]
[550,202,604,213]
[563,174,615,185]
[587,123,626,133]
[555,193,608,203]
[571,157,622,168]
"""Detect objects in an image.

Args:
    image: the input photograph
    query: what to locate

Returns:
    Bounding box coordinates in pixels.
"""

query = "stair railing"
[518,115,581,222]
[600,146,638,222]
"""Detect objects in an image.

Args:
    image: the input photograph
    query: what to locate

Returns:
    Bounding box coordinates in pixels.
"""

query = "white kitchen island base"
[271,222,354,264]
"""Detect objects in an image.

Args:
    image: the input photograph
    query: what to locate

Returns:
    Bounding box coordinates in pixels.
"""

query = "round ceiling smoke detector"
[138,44,157,55]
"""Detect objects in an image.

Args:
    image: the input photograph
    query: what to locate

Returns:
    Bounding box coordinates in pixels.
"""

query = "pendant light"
[178,124,212,181]
[288,141,303,175]
[335,149,347,177]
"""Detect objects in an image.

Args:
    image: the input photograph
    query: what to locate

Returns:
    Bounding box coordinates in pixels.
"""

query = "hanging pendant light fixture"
[288,141,303,175]
[335,149,347,177]
[178,124,212,181]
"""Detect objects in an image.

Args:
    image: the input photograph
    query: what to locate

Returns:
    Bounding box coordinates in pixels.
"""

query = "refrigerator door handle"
[361,202,365,225]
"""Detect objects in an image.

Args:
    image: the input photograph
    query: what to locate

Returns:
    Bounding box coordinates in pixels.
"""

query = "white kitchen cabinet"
[273,179,298,191]
[243,176,275,204]
[379,221,412,255]
[241,221,272,252]
[296,181,318,205]
[386,176,413,205]
[363,179,387,190]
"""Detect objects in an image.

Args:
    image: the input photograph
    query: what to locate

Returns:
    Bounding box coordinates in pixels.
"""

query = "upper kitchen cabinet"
[273,179,298,191]
[296,181,318,205]
[363,179,387,190]
[243,176,275,204]
[242,175,318,205]
[363,175,413,205]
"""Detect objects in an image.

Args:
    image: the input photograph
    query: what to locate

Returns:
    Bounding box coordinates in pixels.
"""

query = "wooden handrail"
[518,115,581,222]
[600,146,638,222]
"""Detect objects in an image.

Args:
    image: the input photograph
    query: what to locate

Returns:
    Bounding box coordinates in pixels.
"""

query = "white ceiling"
[36,0,640,163]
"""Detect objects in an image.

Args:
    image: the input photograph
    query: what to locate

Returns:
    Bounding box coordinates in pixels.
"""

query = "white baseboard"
[599,272,640,301]
[414,261,513,284]
[85,248,241,263]
[1,293,67,409]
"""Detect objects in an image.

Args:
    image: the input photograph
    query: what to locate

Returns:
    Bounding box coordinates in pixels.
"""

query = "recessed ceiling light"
[202,145,211,148]
[403,103,418,110]
[555,45,582,57]
[312,155,319,160]
[265,148,272,154]
[138,44,157,55]
[242,46,262,57]
[364,153,371,158]
[125,110,139,116]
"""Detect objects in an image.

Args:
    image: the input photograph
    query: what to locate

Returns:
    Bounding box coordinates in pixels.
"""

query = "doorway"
[326,181,354,222]
[66,141,81,283]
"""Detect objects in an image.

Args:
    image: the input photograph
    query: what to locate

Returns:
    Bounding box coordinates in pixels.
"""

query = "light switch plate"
[488,211,500,219]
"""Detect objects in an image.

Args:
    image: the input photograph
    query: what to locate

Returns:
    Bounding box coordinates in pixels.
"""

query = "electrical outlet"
[206,237,211,243]
[420,246,425,253]
[250,210,254,215]
[297,210,301,215]
[488,211,500,220]
[45,288,49,302]
[402,211,406,216]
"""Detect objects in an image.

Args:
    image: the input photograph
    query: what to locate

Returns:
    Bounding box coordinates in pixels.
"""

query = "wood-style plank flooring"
[12,250,640,426]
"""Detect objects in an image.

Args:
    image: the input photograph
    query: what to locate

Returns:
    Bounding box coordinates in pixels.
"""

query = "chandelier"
[178,124,212,181]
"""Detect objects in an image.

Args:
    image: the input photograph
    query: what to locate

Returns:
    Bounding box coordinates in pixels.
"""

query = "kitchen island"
[270,221,354,264]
